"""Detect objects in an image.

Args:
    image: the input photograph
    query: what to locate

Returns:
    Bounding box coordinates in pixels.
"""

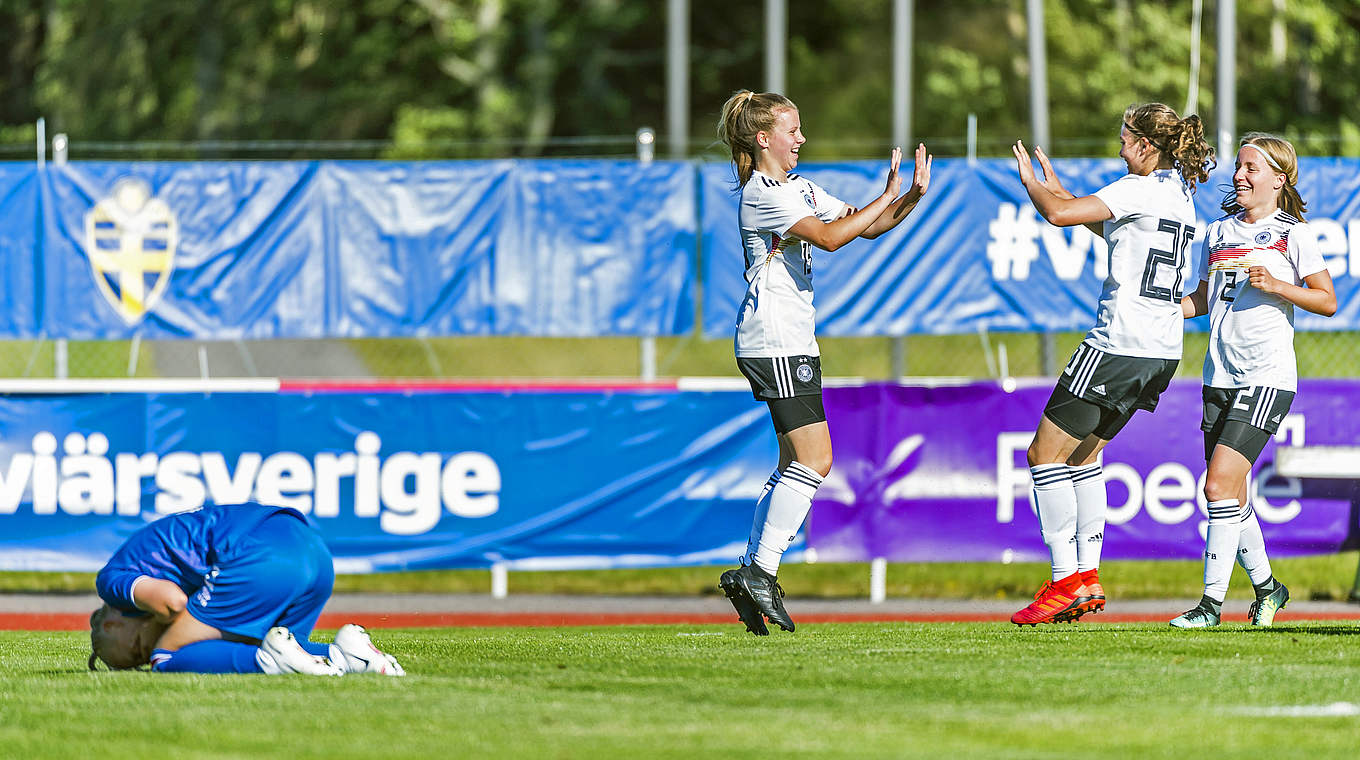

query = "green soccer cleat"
[1249,582,1290,627]
[1169,605,1220,629]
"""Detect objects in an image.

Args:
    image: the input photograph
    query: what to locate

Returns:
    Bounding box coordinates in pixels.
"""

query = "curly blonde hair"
[1123,103,1215,190]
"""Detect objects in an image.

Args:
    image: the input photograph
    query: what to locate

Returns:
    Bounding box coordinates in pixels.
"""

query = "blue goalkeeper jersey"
[95,503,315,615]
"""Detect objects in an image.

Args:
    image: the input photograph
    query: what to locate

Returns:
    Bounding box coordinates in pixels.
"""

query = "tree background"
[0,0,1357,159]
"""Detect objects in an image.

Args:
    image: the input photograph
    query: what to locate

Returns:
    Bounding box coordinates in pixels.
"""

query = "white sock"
[752,461,822,577]
[742,470,781,566]
[1031,464,1077,581]
[1235,503,1273,586]
[1070,463,1105,573]
[1203,499,1240,601]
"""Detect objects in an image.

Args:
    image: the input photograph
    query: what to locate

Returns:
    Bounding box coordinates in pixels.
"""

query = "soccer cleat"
[718,567,769,636]
[332,623,406,676]
[1074,569,1106,618]
[720,564,793,633]
[1169,605,1221,629]
[1249,582,1290,627]
[1010,577,1084,626]
[257,627,344,676]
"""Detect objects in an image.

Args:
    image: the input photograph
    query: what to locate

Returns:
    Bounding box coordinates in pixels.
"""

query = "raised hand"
[909,143,932,198]
[1012,140,1038,186]
[1031,146,1075,199]
[884,146,903,198]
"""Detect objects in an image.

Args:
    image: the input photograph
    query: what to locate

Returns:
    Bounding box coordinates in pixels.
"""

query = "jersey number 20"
[1140,219,1195,302]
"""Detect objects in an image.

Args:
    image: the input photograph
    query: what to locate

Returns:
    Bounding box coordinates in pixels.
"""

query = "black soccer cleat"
[720,568,769,636]
[722,564,794,633]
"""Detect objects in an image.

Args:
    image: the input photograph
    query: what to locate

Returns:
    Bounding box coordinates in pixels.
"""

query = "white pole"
[490,562,509,599]
[1217,0,1236,158]
[36,117,45,167]
[54,338,68,379]
[966,113,978,165]
[1027,0,1050,149]
[638,127,658,381]
[892,0,914,150]
[870,557,887,604]
[765,0,786,94]
[127,334,142,377]
[1184,0,1203,115]
[666,0,689,159]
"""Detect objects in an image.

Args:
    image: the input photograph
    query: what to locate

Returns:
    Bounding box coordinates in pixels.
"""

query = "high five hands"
[885,143,932,208]
[1012,140,1073,200]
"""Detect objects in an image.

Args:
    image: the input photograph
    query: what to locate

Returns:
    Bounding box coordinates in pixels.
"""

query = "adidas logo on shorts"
[1090,384,1106,395]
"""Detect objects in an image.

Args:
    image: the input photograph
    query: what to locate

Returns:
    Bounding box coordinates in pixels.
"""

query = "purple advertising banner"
[810,379,1360,562]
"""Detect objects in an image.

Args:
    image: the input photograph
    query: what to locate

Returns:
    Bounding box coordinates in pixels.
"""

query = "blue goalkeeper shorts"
[185,510,334,642]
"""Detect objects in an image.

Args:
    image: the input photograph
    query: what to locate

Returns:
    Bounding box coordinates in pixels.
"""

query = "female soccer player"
[89,502,403,675]
[1170,133,1336,629]
[714,89,931,635]
[1010,103,1214,626]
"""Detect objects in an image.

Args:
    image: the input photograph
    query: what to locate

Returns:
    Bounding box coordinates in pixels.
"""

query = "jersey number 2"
[1140,219,1195,302]
[1219,270,1245,302]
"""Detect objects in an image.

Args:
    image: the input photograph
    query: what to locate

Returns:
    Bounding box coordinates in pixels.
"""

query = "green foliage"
[1,1,1357,158]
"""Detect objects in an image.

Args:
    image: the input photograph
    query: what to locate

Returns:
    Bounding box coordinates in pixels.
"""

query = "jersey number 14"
[1140,219,1196,302]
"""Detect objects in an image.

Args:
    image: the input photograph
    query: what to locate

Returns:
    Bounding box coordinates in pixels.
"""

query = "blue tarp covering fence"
[1,158,1357,340]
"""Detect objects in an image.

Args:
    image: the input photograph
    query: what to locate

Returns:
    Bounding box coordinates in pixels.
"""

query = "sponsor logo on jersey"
[83,177,179,325]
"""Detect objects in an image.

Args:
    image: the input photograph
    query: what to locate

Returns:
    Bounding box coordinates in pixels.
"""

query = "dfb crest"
[83,178,179,325]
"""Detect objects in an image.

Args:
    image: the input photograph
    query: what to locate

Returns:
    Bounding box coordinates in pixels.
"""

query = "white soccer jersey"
[734,170,847,358]
[1085,169,1199,359]
[1199,210,1326,391]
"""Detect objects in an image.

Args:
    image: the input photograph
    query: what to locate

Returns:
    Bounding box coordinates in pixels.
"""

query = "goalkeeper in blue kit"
[89,502,403,676]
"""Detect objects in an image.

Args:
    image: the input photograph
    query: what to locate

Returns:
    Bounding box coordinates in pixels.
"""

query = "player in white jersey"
[1009,103,1214,626]
[714,89,932,635]
[1171,133,1336,630]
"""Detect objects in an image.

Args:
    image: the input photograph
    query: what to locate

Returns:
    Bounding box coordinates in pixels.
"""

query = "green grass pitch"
[4,622,1358,759]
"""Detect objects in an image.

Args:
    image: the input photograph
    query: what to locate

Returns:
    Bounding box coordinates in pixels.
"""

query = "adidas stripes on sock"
[752,461,822,577]
[1236,502,1274,587]
[1070,463,1105,574]
[1031,464,1077,582]
[742,470,782,566]
[1203,499,1240,601]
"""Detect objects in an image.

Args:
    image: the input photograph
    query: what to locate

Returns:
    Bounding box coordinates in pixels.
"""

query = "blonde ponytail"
[717,89,798,186]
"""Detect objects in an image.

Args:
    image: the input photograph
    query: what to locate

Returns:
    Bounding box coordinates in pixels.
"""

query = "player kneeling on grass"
[88,502,403,676]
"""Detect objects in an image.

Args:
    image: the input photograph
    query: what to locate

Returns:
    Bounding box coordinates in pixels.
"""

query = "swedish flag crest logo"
[83,178,178,325]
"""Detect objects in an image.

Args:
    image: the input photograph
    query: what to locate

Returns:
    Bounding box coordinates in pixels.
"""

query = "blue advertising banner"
[3,158,1358,342]
[0,387,768,572]
[12,160,696,339]
[701,158,1360,337]
[1,381,1357,572]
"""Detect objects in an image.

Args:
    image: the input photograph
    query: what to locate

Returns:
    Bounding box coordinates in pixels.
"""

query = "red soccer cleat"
[1011,573,1085,626]
[1074,568,1106,618]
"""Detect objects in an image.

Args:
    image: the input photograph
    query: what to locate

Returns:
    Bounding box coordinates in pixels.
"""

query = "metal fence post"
[638,127,658,381]
[54,339,68,379]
